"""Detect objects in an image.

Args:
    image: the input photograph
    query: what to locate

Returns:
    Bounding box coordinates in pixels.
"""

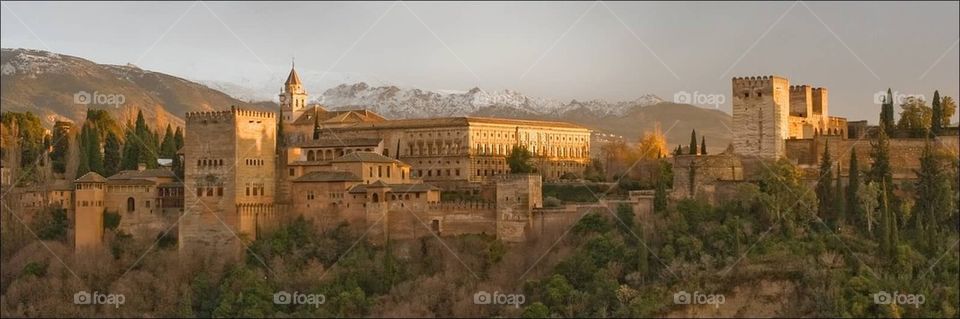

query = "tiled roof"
[75,172,106,183]
[330,152,402,164]
[107,168,175,180]
[292,171,363,183]
[348,182,438,193]
[107,179,155,186]
[293,137,382,148]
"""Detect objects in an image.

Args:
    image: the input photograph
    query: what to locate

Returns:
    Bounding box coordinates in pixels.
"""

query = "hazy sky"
[2,1,958,123]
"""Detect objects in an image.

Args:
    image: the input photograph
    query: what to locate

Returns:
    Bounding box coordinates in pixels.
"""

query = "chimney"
[137,163,146,171]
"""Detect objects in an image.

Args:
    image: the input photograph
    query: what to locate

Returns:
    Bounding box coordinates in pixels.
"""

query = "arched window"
[372,193,379,203]
[126,197,135,213]
[307,150,315,161]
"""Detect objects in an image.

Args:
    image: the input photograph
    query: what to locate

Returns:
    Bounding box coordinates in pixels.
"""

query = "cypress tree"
[173,126,184,150]
[846,148,862,226]
[87,125,104,175]
[50,121,70,174]
[816,143,834,218]
[121,124,139,170]
[880,88,895,132]
[160,124,177,158]
[688,129,698,155]
[700,136,707,155]
[103,131,121,177]
[931,90,943,134]
[653,160,668,213]
[869,127,893,195]
[76,125,91,177]
[834,162,846,227]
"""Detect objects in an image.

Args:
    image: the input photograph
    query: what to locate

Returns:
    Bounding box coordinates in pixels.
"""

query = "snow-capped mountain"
[315,82,664,119]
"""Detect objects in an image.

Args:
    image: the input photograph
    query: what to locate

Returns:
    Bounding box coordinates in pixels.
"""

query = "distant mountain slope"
[0,48,261,129]
[1,48,731,150]
[317,83,730,149]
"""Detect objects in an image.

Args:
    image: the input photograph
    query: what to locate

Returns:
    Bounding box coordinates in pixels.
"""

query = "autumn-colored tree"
[897,97,932,137]
[636,122,668,160]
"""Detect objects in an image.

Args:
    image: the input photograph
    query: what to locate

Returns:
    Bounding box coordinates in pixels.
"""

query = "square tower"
[180,106,277,254]
[732,76,791,158]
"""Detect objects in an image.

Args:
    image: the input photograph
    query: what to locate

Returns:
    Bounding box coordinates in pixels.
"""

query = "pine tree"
[816,143,834,219]
[688,129,698,155]
[931,90,943,135]
[700,136,707,155]
[103,131,121,177]
[846,148,862,227]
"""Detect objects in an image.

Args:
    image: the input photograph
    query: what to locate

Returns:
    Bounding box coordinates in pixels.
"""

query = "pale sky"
[2,1,958,123]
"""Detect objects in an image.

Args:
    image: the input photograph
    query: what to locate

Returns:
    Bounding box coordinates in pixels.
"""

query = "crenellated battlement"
[429,200,497,212]
[731,75,787,89]
[185,105,276,122]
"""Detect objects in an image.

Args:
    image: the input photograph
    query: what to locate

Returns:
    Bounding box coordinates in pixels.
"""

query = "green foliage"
[880,88,896,133]
[33,207,68,241]
[542,183,607,203]
[103,131,122,177]
[700,136,707,155]
[521,302,550,318]
[103,211,121,230]
[21,261,48,278]
[212,266,274,318]
[816,143,834,221]
[1,112,49,184]
[688,129,697,155]
[572,213,611,235]
[654,160,669,213]
[160,124,177,158]
[583,158,606,182]
[931,90,943,134]
[846,149,863,228]
[897,97,933,137]
[507,145,535,173]
[50,121,71,174]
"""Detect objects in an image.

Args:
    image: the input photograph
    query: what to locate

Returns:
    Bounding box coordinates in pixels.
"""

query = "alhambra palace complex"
[7,71,958,253]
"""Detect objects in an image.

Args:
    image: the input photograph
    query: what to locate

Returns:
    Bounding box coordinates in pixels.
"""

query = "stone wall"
[732,76,792,158]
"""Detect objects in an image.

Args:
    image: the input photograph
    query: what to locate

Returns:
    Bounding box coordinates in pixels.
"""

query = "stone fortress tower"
[179,106,277,253]
[732,76,792,158]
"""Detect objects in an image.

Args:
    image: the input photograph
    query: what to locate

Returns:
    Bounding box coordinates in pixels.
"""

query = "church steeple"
[279,59,307,124]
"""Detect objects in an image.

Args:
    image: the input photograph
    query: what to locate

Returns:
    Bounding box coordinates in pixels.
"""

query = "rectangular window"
[217,187,223,196]
[289,168,295,176]
[207,188,213,196]
[456,169,461,176]
[197,188,203,197]
[246,187,250,196]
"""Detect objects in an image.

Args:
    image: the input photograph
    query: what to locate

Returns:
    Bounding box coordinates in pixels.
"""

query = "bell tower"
[279,60,307,124]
